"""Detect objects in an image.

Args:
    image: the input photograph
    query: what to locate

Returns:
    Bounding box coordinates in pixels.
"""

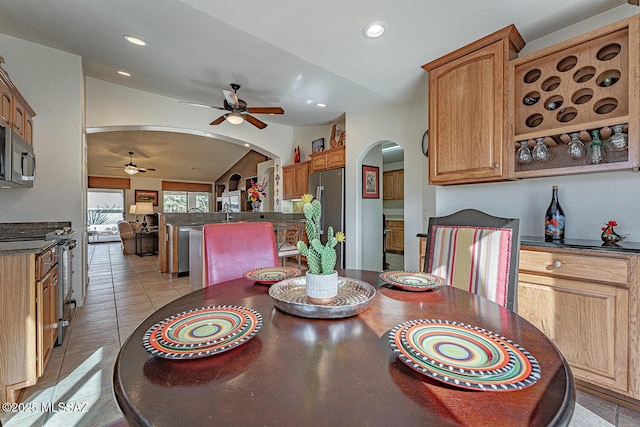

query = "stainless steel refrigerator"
[308,167,345,269]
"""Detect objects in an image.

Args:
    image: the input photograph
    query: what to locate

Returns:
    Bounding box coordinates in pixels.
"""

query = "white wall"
[345,88,429,271]
[435,6,640,241]
[360,147,384,270]
[0,34,86,303]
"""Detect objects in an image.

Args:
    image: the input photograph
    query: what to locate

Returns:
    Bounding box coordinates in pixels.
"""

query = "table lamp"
[135,202,154,232]
[129,204,138,222]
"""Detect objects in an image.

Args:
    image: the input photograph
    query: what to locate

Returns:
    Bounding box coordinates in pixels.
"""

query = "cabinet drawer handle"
[553,261,562,268]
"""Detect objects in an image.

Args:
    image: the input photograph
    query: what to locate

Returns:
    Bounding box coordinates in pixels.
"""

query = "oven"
[45,229,77,345]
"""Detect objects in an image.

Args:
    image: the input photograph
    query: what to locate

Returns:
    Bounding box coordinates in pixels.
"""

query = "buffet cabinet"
[282,161,310,200]
[422,25,525,185]
[0,64,35,144]
[518,246,640,405]
[0,245,58,403]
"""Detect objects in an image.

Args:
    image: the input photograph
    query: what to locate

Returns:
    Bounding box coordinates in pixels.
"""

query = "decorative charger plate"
[143,305,262,359]
[268,276,376,319]
[244,266,301,284]
[401,321,513,375]
[389,319,541,391]
[379,271,446,291]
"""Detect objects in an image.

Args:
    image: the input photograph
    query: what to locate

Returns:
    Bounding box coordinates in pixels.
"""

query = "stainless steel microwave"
[0,124,35,188]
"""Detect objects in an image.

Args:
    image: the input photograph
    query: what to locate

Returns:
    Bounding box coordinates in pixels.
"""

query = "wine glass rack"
[510,16,639,178]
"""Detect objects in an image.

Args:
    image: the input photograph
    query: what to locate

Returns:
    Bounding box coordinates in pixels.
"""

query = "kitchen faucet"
[222,203,233,222]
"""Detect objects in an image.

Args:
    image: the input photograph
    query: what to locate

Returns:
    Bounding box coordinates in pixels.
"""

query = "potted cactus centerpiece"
[297,194,345,304]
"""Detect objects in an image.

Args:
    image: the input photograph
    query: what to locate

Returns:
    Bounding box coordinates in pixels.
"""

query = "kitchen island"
[158,212,305,276]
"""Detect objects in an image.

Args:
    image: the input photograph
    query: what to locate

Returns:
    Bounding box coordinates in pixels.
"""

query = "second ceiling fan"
[187,84,284,129]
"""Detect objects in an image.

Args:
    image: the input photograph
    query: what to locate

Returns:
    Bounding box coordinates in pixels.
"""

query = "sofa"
[117,221,157,255]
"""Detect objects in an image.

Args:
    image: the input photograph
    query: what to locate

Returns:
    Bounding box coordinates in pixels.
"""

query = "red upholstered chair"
[203,222,278,286]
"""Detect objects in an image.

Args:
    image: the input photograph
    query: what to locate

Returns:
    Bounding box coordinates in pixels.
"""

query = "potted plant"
[296,194,345,304]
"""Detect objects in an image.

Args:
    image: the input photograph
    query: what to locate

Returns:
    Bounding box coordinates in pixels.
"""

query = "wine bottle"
[545,185,565,242]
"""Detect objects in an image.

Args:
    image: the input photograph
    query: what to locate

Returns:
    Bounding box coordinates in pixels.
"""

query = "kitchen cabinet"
[512,16,639,179]
[0,65,36,144]
[309,145,345,172]
[0,244,58,403]
[282,161,310,200]
[422,25,525,185]
[385,220,404,254]
[37,258,58,377]
[383,169,404,200]
[518,246,640,404]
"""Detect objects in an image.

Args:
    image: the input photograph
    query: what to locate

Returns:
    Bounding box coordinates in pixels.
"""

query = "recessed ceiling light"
[363,21,387,39]
[316,103,327,108]
[244,143,250,147]
[124,35,149,46]
[117,71,131,77]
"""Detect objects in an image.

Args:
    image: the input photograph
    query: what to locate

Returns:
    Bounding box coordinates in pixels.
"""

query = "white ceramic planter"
[305,270,338,304]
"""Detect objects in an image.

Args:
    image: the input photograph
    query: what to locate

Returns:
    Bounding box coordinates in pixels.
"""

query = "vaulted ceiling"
[0,0,631,180]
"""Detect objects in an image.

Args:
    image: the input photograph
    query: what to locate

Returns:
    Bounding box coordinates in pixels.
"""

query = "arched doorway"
[358,140,404,271]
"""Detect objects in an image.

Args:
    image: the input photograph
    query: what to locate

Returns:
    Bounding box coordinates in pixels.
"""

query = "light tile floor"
[1,242,639,426]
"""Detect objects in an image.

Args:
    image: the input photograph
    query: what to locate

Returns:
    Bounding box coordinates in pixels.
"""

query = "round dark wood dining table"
[113,269,575,427]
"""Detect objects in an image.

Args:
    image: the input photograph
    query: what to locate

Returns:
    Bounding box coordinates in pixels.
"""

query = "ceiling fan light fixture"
[226,113,244,125]
[124,165,138,175]
[363,21,387,39]
[123,35,149,46]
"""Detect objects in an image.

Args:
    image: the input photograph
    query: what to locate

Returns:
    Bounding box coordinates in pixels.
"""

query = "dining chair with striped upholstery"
[424,209,520,312]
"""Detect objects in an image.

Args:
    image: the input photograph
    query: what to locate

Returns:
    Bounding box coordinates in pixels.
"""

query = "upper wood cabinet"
[282,161,310,200]
[0,65,36,144]
[383,169,404,200]
[309,145,345,172]
[423,25,525,185]
[512,16,639,179]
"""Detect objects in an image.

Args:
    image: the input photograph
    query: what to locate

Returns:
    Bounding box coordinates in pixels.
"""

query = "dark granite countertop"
[160,212,305,227]
[416,233,640,254]
[0,239,57,256]
[520,235,640,254]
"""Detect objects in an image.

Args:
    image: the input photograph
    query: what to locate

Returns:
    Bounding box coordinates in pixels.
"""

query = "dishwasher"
[178,226,191,276]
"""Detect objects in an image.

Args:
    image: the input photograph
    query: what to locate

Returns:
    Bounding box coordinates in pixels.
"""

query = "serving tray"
[268,276,376,319]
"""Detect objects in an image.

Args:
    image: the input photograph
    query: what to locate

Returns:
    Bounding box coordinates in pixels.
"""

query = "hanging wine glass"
[587,129,607,164]
[606,124,628,151]
[532,137,552,162]
[567,132,586,159]
[516,141,533,164]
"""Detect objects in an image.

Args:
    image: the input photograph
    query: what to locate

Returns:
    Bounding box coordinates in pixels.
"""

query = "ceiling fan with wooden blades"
[105,151,156,175]
[181,83,284,129]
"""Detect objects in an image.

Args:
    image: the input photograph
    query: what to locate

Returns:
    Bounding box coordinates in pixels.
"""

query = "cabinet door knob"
[493,163,500,169]
[553,261,562,268]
